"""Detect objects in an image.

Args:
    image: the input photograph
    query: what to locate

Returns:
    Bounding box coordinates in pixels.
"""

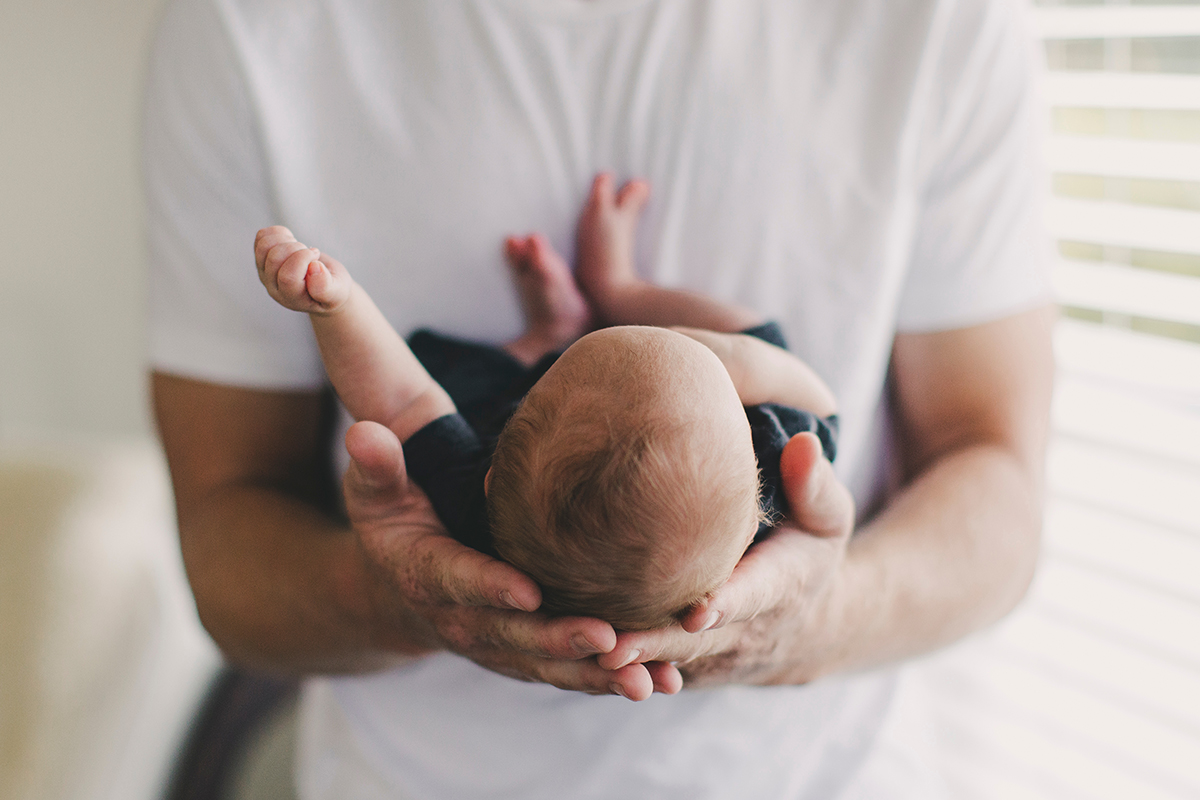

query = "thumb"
[780,432,854,539]
[345,421,407,498]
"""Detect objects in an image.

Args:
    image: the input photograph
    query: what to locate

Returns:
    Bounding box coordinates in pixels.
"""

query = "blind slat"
[1047,136,1200,182]
[1047,197,1200,256]
[925,662,1195,800]
[1033,6,1200,40]
[1053,372,1200,467]
[1031,559,1200,669]
[1053,260,1200,328]
[1043,72,1200,110]
[1054,319,1200,397]
[936,654,1200,795]
[1047,500,1200,617]
[1049,437,1200,535]
[887,9,1200,795]
[996,608,1200,734]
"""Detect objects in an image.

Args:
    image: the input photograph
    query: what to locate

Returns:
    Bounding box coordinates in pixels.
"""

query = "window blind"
[906,3,1200,798]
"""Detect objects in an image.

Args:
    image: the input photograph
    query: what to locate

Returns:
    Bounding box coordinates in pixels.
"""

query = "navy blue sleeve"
[739,321,789,350]
[739,322,840,539]
[401,413,497,557]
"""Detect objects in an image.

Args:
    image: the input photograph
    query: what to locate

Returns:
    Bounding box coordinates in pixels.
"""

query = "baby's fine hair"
[487,386,762,631]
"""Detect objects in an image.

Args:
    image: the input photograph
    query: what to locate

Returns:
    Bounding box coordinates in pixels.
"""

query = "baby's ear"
[483,466,493,497]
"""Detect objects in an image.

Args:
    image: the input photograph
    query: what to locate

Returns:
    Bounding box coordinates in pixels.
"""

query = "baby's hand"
[255,226,352,314]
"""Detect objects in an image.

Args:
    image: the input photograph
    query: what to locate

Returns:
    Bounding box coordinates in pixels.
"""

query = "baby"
[255,174,837,630]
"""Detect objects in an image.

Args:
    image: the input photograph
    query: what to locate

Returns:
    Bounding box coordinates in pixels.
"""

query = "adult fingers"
[780,433,855,540]
[431,601,615,663]
[677,535,796,633]
[693,526,853,639]
[344,421,407,495]
[608,662,655,700]
[671,436,852,636]
[644,660,684,695]
[406,531,544,613]
[345,422,545,613]
[495,653,655,701]
[597,624,720,671]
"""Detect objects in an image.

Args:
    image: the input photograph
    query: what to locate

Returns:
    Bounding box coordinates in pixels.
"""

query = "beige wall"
[0,0,165,441]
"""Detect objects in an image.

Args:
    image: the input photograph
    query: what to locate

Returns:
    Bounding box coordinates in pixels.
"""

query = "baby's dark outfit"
[402,323,838,558]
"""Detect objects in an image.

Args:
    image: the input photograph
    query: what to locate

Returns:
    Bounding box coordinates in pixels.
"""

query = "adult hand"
[597,432,855,687]
[344,420,678,700]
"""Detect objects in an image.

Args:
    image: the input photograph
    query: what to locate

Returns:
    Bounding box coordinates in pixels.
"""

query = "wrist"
[308,277,360,318]
[757,536,865,686]
[804,538,890,681]
[346,530,443,658]
[800,557,859,682]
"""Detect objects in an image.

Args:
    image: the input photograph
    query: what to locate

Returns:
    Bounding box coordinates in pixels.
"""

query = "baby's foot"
[503,233,592,365]
[575,172,650,311]
[255,226,352,314]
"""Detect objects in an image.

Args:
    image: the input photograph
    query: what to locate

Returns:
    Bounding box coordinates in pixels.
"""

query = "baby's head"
[486,326,762,630]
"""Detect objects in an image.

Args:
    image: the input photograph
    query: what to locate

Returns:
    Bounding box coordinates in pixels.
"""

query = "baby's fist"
[254,226,351,314]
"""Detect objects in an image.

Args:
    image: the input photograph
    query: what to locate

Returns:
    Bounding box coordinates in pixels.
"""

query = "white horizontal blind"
[906,3,1200,798]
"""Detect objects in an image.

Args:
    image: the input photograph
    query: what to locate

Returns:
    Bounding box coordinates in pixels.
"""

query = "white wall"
[0,0,166,441]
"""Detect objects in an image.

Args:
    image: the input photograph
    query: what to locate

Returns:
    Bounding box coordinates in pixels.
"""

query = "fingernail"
[572,634,602,655]
[609,683,630,700]
[615,649,640,669]
[499,590,523,611]
[700,610,721,631]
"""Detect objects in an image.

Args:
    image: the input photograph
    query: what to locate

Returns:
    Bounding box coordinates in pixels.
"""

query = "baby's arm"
[255,227,454,441]
[591,278,763,334]
[575,173,762,333]
[673,326,838,417]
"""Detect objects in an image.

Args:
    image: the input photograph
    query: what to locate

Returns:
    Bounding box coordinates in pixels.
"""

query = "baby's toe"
[616,179,650,212]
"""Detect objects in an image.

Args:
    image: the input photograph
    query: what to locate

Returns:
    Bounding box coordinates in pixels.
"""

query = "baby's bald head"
[487,326,762,630]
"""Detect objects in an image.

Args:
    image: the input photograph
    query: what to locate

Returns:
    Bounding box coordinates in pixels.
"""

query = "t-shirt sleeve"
[896,0,1054,332]
[142,0,324,389]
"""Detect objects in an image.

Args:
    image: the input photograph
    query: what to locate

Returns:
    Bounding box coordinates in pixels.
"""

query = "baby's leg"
[255,227,454,441]
[501,233,592,366]
[575,173,761,333]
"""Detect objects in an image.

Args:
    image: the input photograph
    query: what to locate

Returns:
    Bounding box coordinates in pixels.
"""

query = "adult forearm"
[154,374,652,697]
[179,482,433,675]
[667,441,1043,688]
[810,441,1043,680]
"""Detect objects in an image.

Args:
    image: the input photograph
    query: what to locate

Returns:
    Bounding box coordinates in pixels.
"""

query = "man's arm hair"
[153,373,412,673]
[154,373,674,697]
[819,304,1055,672]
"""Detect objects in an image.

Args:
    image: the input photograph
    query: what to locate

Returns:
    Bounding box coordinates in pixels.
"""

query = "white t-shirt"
[144,0,1050,797]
